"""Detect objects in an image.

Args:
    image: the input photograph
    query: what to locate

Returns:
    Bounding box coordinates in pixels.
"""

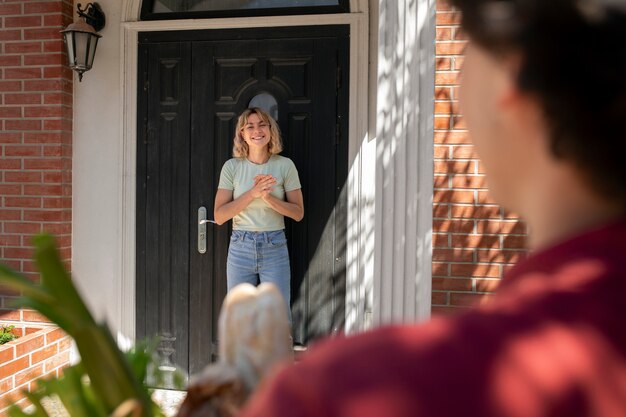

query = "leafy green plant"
[0,324,18,345]
[0,234,179,417]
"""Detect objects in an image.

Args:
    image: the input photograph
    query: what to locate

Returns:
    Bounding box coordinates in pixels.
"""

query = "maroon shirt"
[240,220,626,417]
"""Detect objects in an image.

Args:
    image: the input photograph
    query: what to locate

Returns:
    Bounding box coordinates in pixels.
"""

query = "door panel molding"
[136,42,192,372]
[214,58,258,103]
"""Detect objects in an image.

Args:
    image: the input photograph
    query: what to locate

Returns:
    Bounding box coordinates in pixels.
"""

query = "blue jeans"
[226,230,291,323]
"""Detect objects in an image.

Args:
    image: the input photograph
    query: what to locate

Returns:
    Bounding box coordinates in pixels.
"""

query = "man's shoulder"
[241,317,494,417]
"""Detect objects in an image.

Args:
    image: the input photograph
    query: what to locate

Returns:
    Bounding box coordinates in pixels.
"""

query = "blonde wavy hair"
[233,107,283,158]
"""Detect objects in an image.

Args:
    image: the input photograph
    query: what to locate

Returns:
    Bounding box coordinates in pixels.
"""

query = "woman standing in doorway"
[214,107,304,323]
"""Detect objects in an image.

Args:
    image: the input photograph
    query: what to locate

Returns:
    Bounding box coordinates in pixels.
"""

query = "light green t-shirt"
[218,155,302,231]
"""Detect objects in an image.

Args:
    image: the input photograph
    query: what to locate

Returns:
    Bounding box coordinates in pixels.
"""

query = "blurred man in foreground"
[240,1,626,416]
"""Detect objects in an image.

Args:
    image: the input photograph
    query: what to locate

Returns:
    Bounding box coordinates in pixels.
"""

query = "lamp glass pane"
[63,32,76,65]
[87,36,99,69]
[73,31,91,70]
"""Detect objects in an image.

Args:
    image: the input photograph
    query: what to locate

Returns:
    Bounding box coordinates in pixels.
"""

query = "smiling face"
[232,108,283,158]
[241,113,271,152]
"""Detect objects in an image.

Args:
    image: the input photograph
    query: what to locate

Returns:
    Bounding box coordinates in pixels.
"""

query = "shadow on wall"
[288,128,377,342]
[290,171,376,343]
[433,54,528,314]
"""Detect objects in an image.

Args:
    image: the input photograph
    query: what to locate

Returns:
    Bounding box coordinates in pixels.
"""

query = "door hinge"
[335,121,341,146]
[144,122,153,145]
[143,79,150,92]
[336,66,342,90]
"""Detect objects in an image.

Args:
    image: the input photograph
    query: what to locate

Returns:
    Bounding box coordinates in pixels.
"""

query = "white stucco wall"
[72,0,125,330]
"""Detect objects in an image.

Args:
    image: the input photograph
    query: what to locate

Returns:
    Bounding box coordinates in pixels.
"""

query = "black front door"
[136,26,349,377]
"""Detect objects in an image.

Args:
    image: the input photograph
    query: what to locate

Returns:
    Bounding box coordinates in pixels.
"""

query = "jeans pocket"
[268,232,287,247]
[230,231,243,243]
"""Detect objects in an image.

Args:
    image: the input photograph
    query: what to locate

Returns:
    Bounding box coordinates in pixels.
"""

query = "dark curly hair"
[450,0,626,207]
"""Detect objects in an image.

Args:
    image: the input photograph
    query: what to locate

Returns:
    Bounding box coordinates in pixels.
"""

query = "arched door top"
[249,92,279,120]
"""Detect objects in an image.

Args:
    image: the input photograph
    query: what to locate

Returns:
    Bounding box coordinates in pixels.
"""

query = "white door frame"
[118,1,372,340]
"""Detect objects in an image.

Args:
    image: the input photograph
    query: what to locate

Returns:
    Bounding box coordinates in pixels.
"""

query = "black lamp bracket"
[77,2,106,32]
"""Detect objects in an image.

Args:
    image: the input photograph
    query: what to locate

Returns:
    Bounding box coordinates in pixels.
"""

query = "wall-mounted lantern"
[61,3,106,82]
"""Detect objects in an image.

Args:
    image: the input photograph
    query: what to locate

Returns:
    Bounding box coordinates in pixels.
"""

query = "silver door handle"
[198,207,207,254]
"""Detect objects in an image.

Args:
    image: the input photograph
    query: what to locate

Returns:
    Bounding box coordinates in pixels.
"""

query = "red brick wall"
[0,326,72,416]
[432,0,528,314]
[0,0,74,312]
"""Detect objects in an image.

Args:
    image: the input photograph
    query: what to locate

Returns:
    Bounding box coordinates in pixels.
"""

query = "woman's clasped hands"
[251,174,277,199]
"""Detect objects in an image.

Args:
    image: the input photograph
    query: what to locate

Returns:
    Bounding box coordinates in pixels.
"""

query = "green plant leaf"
[22,390,50,417]
[127,343,152,385]
[7,406,34,417]
[32,235,95,324]
[8,405,40,417]
[0,234,160,417]
[39,365,105,417]
[0,324,19,345]
[0,265,54,302]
